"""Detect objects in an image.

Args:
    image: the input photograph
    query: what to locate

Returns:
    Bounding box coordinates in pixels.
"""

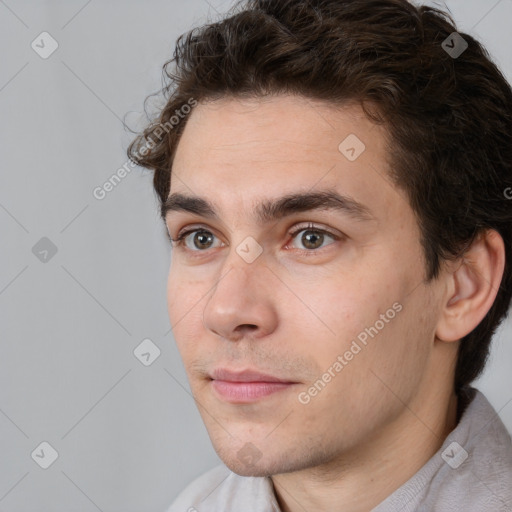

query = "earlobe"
[436,230,505,343]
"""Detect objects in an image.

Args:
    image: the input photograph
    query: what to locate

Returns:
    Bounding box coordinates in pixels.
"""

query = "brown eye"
[173,229,221,251]
[289,227,337,251]
[192,231,215,250]
[301,230,325,249]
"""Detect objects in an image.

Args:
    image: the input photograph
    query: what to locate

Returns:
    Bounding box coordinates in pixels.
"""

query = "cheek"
[166,268,207,346]
[292,270,392,349]
[166,269,181,326]
[296,269,416,389]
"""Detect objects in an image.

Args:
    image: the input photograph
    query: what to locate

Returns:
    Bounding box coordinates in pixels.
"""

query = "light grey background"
[0,1,511,511]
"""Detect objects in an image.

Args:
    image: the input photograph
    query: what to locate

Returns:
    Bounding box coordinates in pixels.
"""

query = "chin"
[226,461,272,477]
[215,440,309,478]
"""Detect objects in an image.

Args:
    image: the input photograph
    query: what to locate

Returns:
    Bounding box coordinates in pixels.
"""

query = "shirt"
[166,387,512,511]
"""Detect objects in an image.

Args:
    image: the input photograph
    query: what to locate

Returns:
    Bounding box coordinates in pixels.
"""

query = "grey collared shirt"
[167,388,512,511]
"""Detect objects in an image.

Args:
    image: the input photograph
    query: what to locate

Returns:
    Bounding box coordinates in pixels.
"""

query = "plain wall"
[0,1,511,510]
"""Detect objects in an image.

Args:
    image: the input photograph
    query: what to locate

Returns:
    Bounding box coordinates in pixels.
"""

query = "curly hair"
[128,0,512,391]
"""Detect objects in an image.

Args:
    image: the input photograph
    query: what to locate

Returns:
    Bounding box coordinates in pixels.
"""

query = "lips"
[209,368,295,383]
[209,368,297,403]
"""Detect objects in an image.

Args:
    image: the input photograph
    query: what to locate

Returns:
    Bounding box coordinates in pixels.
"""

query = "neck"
[271,387,459,512]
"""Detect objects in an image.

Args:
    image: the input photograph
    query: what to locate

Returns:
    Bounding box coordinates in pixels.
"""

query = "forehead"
[174,95,380,164]
[169,95,407,224]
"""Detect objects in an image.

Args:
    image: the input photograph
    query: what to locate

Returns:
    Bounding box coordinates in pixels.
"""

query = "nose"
[202,253,279,343]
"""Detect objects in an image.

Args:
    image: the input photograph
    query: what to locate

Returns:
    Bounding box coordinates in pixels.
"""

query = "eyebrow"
[161,190,374,225]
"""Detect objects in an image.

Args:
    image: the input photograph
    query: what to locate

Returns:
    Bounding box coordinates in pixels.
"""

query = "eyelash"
[170,223,341,256]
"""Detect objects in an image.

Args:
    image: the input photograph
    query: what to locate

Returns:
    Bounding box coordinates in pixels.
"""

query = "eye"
[171,228,222,251]
[287,223,339,251]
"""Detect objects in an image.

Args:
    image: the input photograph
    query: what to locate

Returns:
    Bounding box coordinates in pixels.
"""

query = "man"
[128,0,512,510]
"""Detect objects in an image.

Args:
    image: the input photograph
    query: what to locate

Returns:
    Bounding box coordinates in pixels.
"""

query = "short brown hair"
[128,0,512,391]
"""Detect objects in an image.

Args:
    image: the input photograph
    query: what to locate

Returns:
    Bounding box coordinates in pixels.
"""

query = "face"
[165,95,443,477]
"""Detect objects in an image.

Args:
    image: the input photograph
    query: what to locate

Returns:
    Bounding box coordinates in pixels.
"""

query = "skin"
[164,94,505,512]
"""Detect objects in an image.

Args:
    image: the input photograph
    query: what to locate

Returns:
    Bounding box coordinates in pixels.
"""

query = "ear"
[436,229,505,343]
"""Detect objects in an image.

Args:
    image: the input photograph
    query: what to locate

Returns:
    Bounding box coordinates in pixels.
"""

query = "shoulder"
[166,465,229,512]
[424,388,512,511]
[166,464,280,512]
[456,389,512,510]
[374,388,512,512]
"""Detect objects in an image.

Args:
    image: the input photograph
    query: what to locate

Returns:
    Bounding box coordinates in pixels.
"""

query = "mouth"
[208,368,298,403]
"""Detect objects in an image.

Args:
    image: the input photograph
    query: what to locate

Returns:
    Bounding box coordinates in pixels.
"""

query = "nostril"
[235,324,258,333]
[236,324,258,333]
